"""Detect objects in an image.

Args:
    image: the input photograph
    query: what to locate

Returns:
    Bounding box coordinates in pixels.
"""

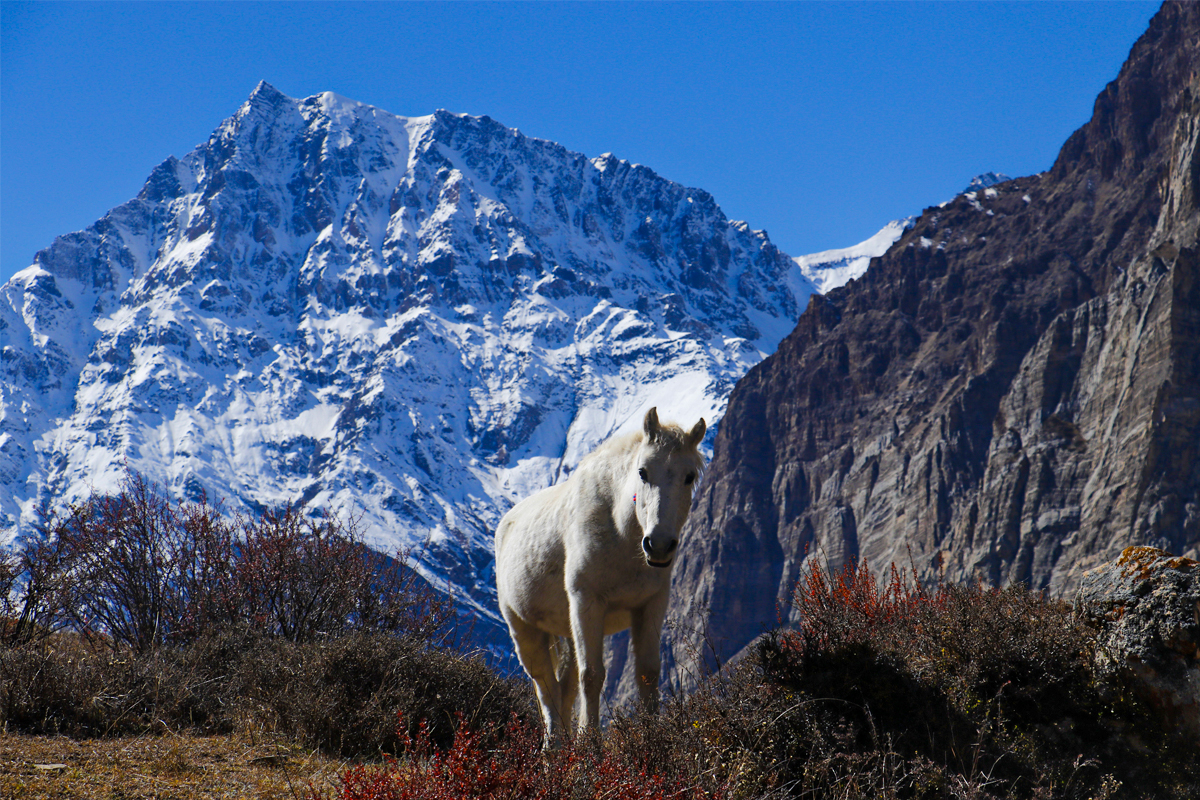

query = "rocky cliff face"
[662,1,1200,681]
[0,84,818,654]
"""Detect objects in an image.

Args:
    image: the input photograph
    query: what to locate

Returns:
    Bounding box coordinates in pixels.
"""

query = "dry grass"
[1,730,348,800]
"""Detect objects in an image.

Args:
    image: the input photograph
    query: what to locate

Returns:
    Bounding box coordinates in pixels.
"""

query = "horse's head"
[632,407,706,569]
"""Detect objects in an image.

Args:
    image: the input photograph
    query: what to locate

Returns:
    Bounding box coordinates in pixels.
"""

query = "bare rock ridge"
[664,1,1200,683]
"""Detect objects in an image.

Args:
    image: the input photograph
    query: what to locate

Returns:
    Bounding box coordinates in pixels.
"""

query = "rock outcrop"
[654,1,1200,687]
[1077,546,1200,740]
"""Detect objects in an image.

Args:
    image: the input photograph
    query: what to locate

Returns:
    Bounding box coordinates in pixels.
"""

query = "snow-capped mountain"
[794,173,1014,295]
[792,219,912,294]
[1,83,820,647]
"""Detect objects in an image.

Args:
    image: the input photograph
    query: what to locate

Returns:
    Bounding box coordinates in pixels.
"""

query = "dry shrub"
[481,558,1195,799]
[0,627,532,758]
[598,558,1199,799]
[3,470,453,651]
[233,629,532,757]
[327,714,718,800]
[1,471,525,757]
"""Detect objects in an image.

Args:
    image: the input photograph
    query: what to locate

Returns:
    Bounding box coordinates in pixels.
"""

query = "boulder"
[1077,546,1200,740]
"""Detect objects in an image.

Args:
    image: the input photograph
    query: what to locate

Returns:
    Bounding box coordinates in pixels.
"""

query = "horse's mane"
[580,422,706,479]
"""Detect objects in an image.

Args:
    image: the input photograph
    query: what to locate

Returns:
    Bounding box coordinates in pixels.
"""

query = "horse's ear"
[643,407,661,442]
[687,418,707,448]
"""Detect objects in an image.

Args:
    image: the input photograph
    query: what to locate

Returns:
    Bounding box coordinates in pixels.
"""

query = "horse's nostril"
[642,537,652,554]
[667,539,678,553]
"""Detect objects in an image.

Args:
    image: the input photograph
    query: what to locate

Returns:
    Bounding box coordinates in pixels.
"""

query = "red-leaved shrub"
[327,713,720,800]
[789,556,948,652]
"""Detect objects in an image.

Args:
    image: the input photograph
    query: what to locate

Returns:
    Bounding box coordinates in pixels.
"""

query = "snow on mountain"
[0,82,820,653]
[963,171,1012,193]
[793,173,1012,295]
[791,218,913,294]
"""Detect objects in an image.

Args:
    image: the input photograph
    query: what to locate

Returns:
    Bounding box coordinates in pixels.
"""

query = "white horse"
[495,407,706,747]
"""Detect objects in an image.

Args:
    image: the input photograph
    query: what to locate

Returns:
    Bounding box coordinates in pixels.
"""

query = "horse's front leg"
[631,591,669,714]
[568,589,606,732]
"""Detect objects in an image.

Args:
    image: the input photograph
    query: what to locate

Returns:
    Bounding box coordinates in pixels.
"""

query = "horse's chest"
[550,523,670,622]
[571,555,668,609]
[602,572,666,608]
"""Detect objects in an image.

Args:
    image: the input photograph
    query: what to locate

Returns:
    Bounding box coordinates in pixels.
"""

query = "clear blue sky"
[1,1,1161,284]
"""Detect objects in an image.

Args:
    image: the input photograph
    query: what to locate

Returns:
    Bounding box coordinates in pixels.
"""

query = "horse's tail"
[550,636,576,685]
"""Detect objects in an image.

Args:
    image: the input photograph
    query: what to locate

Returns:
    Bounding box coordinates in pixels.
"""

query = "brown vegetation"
[306,558,1200,799]
[4,474,1198,798]
[1,730,347,800]
[2,472,453,651]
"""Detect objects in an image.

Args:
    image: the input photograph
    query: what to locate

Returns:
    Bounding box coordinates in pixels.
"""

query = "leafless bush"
[235,506,451,644]
[51,473,183,652]
[1,541,23,639]
[4,470,454,651]
[168,495,241,643]
[2,502,94,646]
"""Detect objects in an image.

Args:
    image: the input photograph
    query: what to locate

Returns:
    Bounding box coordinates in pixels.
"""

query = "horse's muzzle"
[642,536,677,568]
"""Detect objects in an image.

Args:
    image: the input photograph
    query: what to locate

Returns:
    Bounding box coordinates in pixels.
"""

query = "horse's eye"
[685,472,695,485]
[638,468,648,483]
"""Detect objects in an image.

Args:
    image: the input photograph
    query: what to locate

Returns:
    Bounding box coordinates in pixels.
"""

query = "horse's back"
[495,483,573,635]
[495,481,569,561]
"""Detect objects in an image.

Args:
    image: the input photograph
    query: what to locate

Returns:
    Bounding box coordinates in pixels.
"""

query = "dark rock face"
[663,1,1200,681]
[1077,546,1200,740]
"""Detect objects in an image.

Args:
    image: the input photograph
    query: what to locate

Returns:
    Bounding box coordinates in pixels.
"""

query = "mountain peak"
[226,82,296,136]
[963,172,1012,194]
[0,85,816,662]
[237,81,297,126]
[793,218,914,294]
[249,80,287,103]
